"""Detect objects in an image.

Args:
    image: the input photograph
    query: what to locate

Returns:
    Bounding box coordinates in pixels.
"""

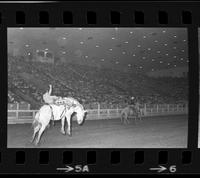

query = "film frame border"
[0,1,199,174]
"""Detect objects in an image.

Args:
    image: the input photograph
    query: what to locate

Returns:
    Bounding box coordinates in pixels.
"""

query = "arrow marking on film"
[149,165,167,173]
[56,165,74,172]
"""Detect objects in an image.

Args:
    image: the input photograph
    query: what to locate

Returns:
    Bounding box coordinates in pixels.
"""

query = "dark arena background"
[7,28,188,148]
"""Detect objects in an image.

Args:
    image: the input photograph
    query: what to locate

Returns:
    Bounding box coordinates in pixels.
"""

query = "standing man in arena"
[130,96,139,111]
[130,96,136,106]
[128,96,136,112]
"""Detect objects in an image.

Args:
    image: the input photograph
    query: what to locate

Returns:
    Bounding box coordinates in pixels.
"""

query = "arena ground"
[7,114,188,148]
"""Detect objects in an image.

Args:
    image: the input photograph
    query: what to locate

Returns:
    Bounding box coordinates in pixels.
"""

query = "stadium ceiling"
[8,27,188,73]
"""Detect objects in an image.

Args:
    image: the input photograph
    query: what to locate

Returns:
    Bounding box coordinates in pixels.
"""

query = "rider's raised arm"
[48,84,52,95]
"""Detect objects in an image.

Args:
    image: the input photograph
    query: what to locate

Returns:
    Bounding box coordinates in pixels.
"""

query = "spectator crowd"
[8,55,188,109]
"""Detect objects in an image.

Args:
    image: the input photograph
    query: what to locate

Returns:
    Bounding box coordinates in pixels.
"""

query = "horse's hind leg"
[66,116,72,136]
[35,125,46,146]
[139,111,142,121]
[120,114,124,124]
[136,111,141,122]
[123,117,126,124]
[133,117,136,124]
[138,114,141,122]
[123,118,125,124]
[31,124,41,143]
[121,115,126,124]
[126,117,130,124]
[60,117,66,135]
[126,113,130,124]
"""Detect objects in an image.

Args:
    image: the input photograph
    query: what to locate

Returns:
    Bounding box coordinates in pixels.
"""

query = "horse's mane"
[67,97,84,111]
[66,96,78,101]
[75,103,84,111]
[121,106,129,112]
[121,105,135,113]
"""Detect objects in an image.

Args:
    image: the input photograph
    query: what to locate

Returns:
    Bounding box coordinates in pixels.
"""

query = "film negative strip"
[0,0,199,174]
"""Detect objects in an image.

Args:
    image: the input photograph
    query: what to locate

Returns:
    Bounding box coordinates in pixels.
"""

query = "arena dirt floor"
[7,114,188,148]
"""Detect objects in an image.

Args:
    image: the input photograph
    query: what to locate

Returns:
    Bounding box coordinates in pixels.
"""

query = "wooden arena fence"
[7,103,188,124]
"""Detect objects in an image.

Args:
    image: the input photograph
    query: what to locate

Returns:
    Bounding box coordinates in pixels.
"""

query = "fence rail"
[7,103,188,124]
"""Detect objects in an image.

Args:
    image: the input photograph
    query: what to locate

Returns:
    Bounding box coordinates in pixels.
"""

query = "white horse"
[120,105,142,124]
[31,103,87,145]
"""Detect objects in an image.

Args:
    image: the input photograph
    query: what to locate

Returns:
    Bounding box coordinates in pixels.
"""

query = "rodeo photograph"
[7,27,188,148]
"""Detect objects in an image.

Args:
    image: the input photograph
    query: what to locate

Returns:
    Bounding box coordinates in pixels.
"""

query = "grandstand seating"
[8,56,188,109]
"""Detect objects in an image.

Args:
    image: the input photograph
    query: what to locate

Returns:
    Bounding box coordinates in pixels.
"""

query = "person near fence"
[129,96,136,108]
[129,96,141,115]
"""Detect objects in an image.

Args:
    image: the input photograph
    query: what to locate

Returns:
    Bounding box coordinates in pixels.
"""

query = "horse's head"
[75,105,87,125]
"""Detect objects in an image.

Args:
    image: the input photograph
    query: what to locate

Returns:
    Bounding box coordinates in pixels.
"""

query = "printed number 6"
[169,165,177,173]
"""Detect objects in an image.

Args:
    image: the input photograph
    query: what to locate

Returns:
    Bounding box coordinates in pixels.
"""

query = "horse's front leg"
[120,114,124,123]
[136,111,141,122]
[124,114,129,124]
[60,117,66,135]
[126,117,130,124]
[134,113,138,124]
[139,110,142,121]
[66,116,72,136]
[137,113,140,122]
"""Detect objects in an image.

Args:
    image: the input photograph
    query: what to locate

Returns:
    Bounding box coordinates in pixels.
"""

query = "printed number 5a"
[169,165,177,173]
[75,165,89,172]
